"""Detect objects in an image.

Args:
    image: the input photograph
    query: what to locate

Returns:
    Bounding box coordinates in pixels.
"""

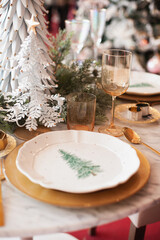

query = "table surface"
[0,104,160,238]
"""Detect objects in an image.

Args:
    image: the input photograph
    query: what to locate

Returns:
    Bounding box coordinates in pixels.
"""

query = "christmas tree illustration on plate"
[59,149,102,179]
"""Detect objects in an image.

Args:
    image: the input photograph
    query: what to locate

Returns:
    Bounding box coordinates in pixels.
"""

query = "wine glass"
[89,8,106,60]
[99,49,132,137]
[65,19,90,60]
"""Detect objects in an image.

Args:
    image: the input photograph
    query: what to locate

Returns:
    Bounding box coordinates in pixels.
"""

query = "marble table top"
[0,104,160,238]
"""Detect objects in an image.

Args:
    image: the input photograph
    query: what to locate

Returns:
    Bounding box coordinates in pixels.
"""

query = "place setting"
[1,84,151,210]
[4,130,150,208]
[3,58,152,210]
[1,40,159,216]
[0,46,155,211]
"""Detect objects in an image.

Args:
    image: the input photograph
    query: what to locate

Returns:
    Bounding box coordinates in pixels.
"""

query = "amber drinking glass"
[67,92,96,131]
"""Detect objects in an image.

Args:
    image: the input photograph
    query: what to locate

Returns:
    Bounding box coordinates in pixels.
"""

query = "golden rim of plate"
[4,143,150,208]
[115,103,160,124]
[0,134,16,157]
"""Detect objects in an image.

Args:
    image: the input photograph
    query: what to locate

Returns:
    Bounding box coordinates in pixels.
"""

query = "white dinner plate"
[127,71,160,96]
[16,130,140,193]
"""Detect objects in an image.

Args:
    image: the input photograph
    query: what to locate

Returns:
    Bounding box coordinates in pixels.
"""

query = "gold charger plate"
[115,103,160,124]
[0,135,16,158]
[4,143,150,208]
[118,93,160,103]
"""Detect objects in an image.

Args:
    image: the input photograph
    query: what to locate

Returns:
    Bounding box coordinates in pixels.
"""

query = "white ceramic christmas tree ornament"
[3,15,64,131]
[0,0,50,92]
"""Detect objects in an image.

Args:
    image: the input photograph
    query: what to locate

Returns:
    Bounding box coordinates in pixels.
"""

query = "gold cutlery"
[0,158,4,226]
[123,127,160,156]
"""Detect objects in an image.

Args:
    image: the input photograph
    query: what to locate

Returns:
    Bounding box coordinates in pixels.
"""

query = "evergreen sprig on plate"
[59,149,102,179]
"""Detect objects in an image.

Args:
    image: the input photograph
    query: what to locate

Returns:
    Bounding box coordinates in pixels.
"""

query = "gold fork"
[0,158,4,226]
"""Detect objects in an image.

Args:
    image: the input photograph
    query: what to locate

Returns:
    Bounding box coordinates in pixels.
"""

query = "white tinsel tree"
[0,0,51,92]
[3,15,64,131]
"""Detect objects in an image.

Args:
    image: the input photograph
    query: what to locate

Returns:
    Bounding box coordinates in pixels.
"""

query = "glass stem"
[73,51,78,60]
[93,43,98,61]
[110,96,116,128]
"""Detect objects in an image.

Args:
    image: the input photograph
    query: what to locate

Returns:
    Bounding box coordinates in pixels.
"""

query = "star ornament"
[26,15,40,34]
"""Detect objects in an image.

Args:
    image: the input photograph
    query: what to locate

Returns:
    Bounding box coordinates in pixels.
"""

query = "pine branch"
[0,94,17,133]
[50,29,71,71]
[49,30,112,123]
[54,60,112,123]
